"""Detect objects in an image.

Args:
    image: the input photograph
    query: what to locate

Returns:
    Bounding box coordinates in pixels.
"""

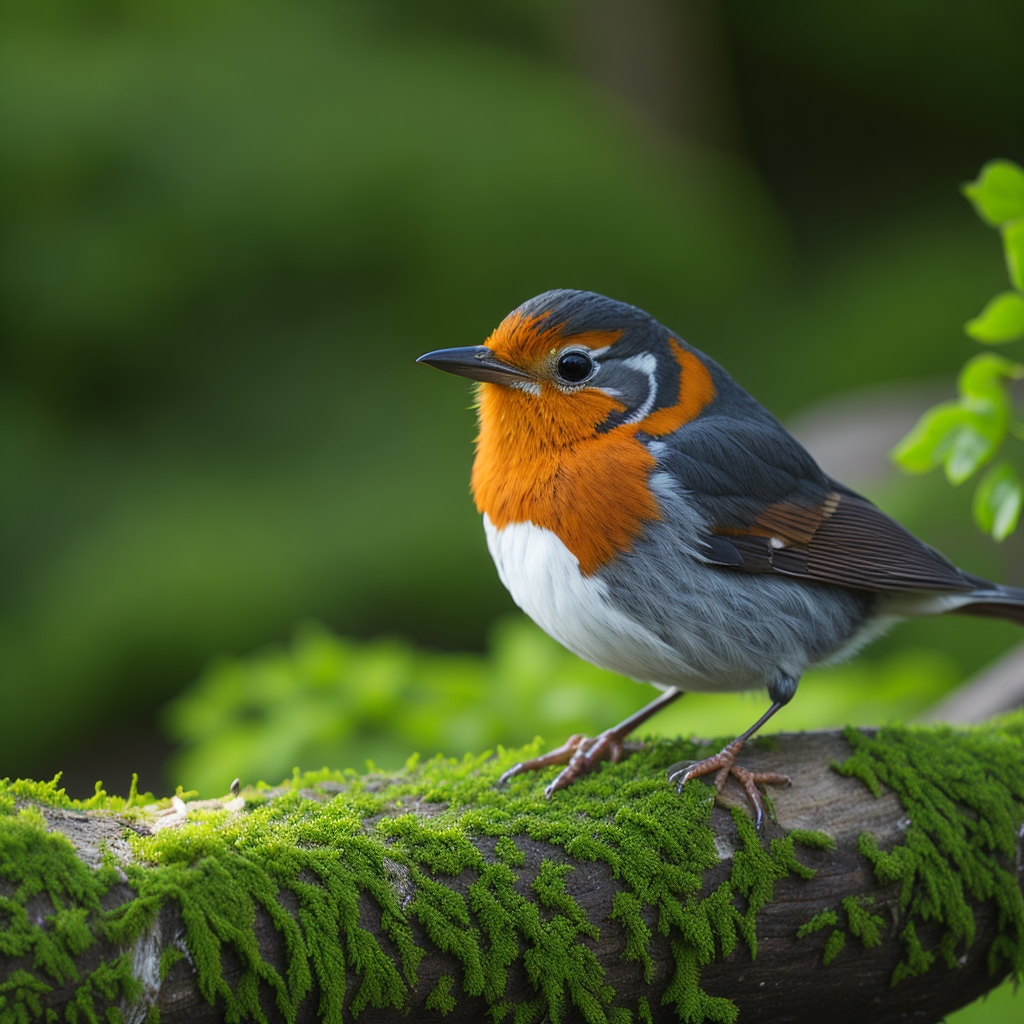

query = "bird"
[417,289,1024,825]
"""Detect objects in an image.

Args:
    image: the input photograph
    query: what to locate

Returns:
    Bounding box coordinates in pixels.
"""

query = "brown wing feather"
[710,491,975,594]
[755,496,837,546]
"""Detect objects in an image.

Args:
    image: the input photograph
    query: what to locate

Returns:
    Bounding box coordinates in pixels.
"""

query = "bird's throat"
[471,383,661,575]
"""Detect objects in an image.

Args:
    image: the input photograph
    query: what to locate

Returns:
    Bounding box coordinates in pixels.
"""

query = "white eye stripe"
[624,353,657,374]
[623,352,657,424]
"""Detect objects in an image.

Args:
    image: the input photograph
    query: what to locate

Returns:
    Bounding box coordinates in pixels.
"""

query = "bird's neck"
[471,384,660,575]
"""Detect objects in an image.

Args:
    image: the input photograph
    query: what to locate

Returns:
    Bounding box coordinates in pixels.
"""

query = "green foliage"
[892,354,1023,485]
[973,462,1024,541]
[895,160,1024,540]
[165,616,966,796]
[963,161,1024,228]
[1,0,1017,782]
[777,712,1024,994]
[0,0,786,776]
[965,292,1024,343]
[65,955,144,1024]
[494,836,526,868]
[164,617,649,795]
[0,970,52,1024]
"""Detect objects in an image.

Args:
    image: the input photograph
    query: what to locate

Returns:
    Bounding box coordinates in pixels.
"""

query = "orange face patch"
[485,310,621,377]
[472,326,717,575]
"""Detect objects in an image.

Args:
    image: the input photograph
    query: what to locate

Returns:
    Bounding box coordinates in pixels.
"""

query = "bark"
[4,728,1019,1024]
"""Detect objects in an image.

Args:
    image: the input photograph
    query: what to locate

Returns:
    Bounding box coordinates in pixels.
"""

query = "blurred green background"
[3,1,1024,789]
[4,1,1024,1015]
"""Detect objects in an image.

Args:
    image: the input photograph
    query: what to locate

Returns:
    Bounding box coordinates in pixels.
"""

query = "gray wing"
[660,414,978,594]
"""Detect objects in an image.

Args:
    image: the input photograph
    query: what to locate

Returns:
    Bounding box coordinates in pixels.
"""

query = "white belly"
[483,515,712,690]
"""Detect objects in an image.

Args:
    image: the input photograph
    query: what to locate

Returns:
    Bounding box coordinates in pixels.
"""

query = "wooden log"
[1,721,1022,1024]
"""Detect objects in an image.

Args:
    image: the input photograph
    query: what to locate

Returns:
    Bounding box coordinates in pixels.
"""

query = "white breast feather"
[483,515,699,690]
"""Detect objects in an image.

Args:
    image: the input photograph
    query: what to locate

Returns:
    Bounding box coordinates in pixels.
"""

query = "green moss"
[494,837,525,868]
[0,970,52,1023]
[0,804,135,1024]
[1,737,817,1024]
[0,775,157,818]
[841,896,886,950]
[822,929,846,966]
[796,909,838,939]
[3,717,1024,1022]
[157,949,184,984]
[835,713,1024,983]
[798,896,885,967]
[425,975,457,1015]
[64,954,143,1024]
[788,830,836,852]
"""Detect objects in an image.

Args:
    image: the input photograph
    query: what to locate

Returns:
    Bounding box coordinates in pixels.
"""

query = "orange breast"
[471,338,715,575]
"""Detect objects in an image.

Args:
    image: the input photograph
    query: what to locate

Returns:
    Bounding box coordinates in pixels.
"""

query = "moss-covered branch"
[3,719,1024,1024]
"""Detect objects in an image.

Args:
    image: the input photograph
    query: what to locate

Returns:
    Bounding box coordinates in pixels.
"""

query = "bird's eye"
[556,351,594,384]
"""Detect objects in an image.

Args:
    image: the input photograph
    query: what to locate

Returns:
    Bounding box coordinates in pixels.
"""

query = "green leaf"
[1004,218,1024,293]
[957,351,1024,406]
[963,160,1024,226]
[973,462,1024,541]
[964,291,1024,343]
[893,354,1023,484]
[946,426,994,484]
[891,402,969,474]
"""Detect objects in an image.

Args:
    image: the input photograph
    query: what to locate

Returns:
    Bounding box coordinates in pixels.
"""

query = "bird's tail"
[952,582,1024,626]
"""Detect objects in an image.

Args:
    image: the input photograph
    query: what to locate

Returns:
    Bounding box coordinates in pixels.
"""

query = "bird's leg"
[669,674,796,827]
[498,687,683,797]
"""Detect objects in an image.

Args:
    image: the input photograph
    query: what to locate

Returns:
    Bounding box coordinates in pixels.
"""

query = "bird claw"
[498,734,584,786]
[498,730,627,795]
[668,739,789,828]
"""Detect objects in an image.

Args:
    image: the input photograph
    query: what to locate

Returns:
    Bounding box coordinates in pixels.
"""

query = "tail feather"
[953,584,1024,626]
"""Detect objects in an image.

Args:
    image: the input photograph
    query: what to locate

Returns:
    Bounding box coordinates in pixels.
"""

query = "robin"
[418,290,1024,824]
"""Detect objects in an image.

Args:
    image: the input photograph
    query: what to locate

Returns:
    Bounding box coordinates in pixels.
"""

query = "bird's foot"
[668,737,790,828]
[498,730,637,797]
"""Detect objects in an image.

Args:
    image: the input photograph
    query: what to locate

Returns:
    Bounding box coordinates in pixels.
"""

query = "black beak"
[416,346,533,387]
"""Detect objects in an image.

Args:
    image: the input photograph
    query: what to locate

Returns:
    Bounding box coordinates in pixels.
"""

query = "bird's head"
[417,289,716,449]
[418,291,719,574]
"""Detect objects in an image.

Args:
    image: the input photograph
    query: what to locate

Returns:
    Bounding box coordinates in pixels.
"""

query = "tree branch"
[918,639,1024,723]
[2,722,1022,1024]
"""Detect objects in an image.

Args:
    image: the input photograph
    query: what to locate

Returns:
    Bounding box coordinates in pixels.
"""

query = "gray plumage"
[597,477,881,696]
